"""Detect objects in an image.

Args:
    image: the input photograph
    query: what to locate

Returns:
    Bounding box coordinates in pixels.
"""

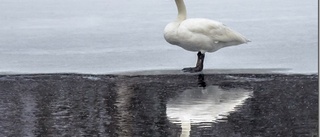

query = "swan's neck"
[175,0,187,21]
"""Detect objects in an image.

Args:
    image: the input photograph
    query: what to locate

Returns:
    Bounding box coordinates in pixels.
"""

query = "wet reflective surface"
[0,73,318,137]
[167,85,252,137]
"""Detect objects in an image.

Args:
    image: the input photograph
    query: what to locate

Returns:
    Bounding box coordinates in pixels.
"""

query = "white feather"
[164,0,250,53]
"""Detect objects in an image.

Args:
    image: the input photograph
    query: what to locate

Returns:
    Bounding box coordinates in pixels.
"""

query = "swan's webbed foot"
[182,52,205,73]
[182,67,203,73]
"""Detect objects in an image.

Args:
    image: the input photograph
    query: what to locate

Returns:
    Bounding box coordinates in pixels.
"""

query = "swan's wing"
[180,18,250,44]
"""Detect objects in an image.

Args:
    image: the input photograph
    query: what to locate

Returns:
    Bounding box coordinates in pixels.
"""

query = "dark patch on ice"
[0,72,317,137]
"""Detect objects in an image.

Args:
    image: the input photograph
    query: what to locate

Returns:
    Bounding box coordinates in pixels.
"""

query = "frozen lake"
[0,73,318,136]
[0,0,318,74]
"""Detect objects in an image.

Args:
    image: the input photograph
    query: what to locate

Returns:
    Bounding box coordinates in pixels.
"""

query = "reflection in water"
[115,81,134,136]
[0,74,318,137]
[167,74,252,137]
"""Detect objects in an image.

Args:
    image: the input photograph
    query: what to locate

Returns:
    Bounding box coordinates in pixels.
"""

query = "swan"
[164,0,250,72]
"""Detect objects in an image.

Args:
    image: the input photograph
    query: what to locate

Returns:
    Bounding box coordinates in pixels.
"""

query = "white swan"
[164,0,250,72]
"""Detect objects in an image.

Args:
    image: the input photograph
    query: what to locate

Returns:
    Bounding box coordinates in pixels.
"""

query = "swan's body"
[164,0,250,72]
[164,18,249,53]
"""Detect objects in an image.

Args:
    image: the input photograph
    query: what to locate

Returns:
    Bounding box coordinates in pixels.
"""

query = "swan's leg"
[182,52,205,72]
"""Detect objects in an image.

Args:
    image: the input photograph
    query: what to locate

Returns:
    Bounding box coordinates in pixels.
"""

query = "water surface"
[0,73,318,136]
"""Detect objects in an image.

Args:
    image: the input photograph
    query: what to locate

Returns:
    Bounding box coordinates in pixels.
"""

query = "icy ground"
[0,0,317,74]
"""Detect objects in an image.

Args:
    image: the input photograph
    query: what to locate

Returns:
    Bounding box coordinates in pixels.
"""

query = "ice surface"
[0,0,317,74]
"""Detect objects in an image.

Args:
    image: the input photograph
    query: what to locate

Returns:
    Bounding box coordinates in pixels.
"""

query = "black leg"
[182,51,205,73]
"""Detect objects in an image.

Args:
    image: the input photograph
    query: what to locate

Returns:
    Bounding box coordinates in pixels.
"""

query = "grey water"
[0,74,318,137]
[0,0,318,74]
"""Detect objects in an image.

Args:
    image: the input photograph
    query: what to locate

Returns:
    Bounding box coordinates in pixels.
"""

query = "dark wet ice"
[0,74,318,137]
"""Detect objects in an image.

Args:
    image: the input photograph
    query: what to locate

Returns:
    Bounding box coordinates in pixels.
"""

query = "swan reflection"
[166,85,252,137]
